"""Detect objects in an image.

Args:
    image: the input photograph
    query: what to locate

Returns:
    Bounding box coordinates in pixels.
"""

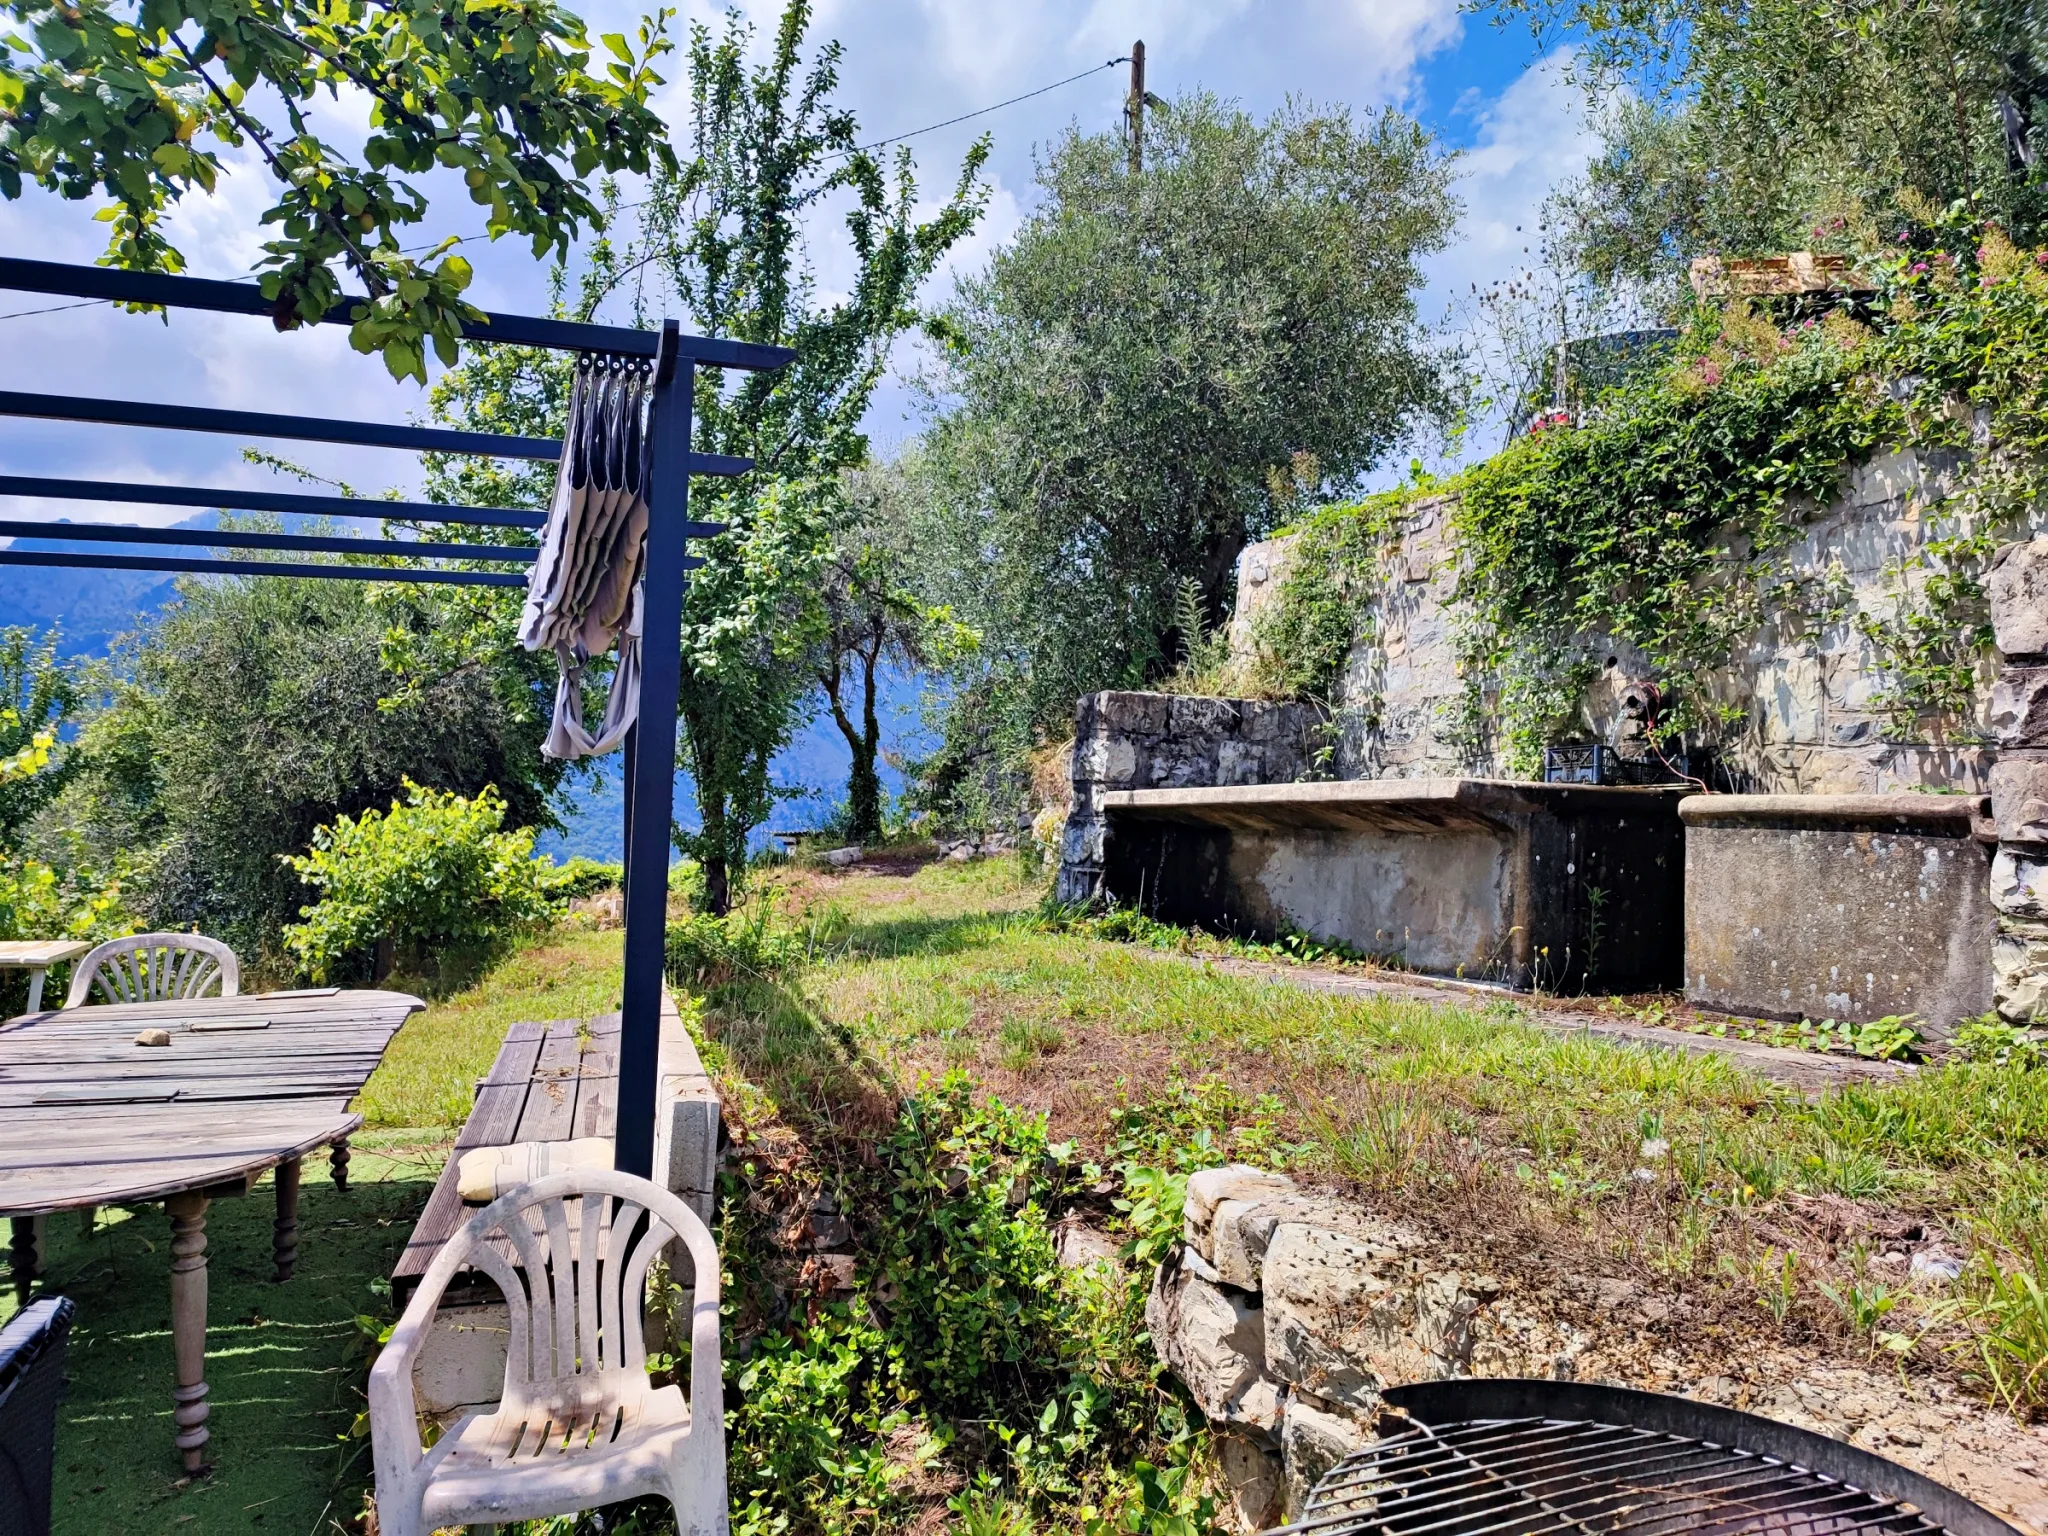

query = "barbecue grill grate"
[1266,1382,2020,1536]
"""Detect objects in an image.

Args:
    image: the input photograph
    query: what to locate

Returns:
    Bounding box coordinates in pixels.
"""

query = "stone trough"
[1093,779,1688,993]
[1681,793,1996,1036]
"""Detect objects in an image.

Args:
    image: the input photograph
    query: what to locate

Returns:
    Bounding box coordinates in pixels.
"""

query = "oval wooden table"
[0,988,424,1472]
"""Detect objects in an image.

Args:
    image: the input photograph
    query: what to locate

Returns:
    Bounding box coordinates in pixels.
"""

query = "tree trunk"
[701,792,732,916]
[822,651,885,845]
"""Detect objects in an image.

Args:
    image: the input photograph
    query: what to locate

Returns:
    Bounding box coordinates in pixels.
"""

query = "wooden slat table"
[391,1013,619,1305]
[0,988,423,1471]
[0,939,91,1015]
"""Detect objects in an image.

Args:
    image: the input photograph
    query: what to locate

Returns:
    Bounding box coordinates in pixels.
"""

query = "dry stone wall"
[1056,691,1321,905]
[1990,537,2048,1019]
[1149,1166,2048,1536]
[1234,450,2015,793]
[1148,1164,1573,1530]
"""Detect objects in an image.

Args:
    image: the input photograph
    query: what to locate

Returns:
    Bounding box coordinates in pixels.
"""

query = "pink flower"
[1910,262,1929,275]
[1699,362,1723,386]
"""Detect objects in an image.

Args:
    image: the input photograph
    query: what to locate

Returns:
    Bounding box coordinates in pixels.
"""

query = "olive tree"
[911,91,1459,771]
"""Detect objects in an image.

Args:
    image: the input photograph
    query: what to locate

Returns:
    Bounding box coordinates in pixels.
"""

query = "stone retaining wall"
[1148,1164,1577,1530]
[1056,691,1321,905]
[1991,537,2048,1021]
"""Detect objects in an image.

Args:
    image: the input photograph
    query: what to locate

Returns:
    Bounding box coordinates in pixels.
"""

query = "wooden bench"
[393,999,719,1416]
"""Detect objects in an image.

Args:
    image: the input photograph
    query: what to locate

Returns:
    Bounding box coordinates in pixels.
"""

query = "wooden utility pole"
[1127,40,1146,174]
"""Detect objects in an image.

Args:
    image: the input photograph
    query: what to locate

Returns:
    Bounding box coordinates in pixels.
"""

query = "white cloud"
[1439,49,1599,293]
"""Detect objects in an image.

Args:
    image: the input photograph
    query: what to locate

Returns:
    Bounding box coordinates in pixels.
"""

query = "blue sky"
[0,0,1598,845]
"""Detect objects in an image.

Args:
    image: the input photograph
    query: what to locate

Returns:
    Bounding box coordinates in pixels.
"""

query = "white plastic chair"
[369,1168,727,1536]
[62,932,240,1008]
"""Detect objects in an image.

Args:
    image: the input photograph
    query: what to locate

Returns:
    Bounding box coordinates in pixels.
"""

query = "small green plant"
[281,780,561,985]
[1755,1248,1800,1328]
[663,901,807,989]
[1953,1014,2046,1068]
[1818,1275,1900,1353]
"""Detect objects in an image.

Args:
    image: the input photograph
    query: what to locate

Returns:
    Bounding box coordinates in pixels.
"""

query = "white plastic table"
[0,940,90,1014]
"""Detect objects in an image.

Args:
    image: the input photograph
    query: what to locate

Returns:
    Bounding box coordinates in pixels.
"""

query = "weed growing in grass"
[1327,1089,1439,1190]
[1001,1015,1066,1070]
[1939,1242,2048,1413]
[1953,1014,2048,1068]
[1819,1275,1902,1355]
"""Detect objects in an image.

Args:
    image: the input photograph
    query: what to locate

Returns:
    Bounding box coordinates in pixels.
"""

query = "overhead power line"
[846,57,1130,156]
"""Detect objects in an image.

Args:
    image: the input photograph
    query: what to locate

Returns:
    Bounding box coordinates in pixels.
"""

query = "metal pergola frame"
[0,255,792,1181]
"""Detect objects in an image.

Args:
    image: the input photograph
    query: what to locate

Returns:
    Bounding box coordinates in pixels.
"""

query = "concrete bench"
[1095,778,1690,993]
[1682,793,1996,1036]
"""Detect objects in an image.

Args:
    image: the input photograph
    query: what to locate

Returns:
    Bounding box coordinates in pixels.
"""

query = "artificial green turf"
[2,1131,446,1536]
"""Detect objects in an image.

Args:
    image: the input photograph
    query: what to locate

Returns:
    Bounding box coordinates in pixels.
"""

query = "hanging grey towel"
[520,356,654,759]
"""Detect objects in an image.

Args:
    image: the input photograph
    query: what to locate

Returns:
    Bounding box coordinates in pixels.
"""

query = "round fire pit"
[1268,1380,2019,1536]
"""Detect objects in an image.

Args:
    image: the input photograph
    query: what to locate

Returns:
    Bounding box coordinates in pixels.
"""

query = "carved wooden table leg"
[330,1136,351,1192]
[273,1157,302,1282]
[9,1214,42,1305]
[167,1192,212,1474]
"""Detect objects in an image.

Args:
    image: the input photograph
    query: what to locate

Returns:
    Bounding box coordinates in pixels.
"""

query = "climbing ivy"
[1441,212,2048,768]
[1248,492,1401,705]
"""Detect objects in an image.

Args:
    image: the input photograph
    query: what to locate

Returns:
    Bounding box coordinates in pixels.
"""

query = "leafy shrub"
[281,780,560,984]
[871,1076,1076,1410]
[543,856,622,901]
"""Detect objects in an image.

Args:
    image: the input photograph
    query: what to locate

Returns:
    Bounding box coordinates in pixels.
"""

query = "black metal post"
[615,320,693,1181]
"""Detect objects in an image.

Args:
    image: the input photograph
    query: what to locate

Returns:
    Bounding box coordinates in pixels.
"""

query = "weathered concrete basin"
[1097,778,1688,992]
[1681,793,1995,1034]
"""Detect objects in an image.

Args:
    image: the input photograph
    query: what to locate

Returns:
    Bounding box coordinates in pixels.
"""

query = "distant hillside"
[0,545,178,657]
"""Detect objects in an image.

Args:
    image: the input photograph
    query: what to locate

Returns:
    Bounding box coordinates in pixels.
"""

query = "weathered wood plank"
[391,1020,548,1290]
[513,1018,587,1144]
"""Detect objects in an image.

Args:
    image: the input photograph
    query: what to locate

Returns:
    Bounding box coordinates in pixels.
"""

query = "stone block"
[1261,1218,1425,1412]
[1093,690,1173,738]
[1078,735,1140,787]
[1185,1166,1297,1254]
[1988,537,2048,659]
[1144,1263,1282,1439]
[1217,1432,1286,1533]
[1993,667,2048,748]
[412,1298,510,1417]
[1214,740,1263,786]
[1994,917,2048,1022]
[1281,1395,1373,1520]
[1993,847,2048,920]
[1061,817,1104,868]
[1992,756,2048,845]
[1170,695,1243,739]
[1210,1191,1390,1290]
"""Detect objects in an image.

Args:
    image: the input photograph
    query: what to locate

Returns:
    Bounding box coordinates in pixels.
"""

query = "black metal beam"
[0,390,562,460]
[616,318,691,1183]
[0,519,535,563]
[0,474,547,530]
[0,549,530,585]
[0,257,797,371]
[0,472,743,533]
